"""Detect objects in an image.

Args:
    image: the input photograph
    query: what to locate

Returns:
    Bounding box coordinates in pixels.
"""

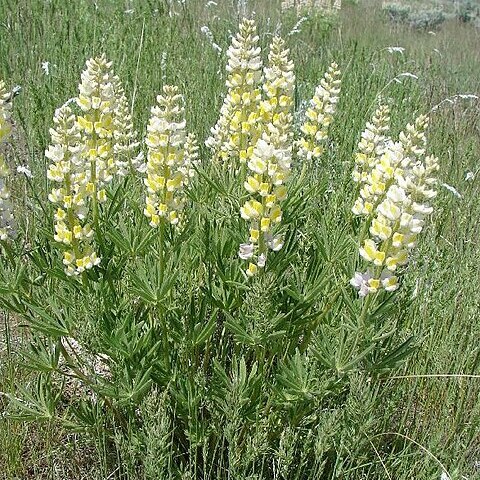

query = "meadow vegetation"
[1,0,480,479]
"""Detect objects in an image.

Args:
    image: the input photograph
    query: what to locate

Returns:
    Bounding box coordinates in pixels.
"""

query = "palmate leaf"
[224,311,256,346]
[367,335,417,374]
[21,338,60,373]
[104,178,132,221]
[4,375,61,422]
[116,365,154,407]
[275,351,317,403]
[63,398,104,432]
[212,357,262,420]
[0,260,28,296]
[100,314,160,364]
[129,257,180,306]
[106,217,158,257]
[23,301,71,337]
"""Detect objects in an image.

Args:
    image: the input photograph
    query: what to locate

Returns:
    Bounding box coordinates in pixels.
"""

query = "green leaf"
[370,336,416,373]
[192,310,218,347]
[24,302,70,337]
[224,313,256,346]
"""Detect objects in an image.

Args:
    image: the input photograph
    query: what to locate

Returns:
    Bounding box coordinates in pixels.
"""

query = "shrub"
[383,2,412,24]
[408,8,446,30]
[383,2,446,30]
[456,0,480,23]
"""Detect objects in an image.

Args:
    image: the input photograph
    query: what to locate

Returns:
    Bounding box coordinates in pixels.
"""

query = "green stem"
[358,293,374,332]
[159,219,165,284]
[91,161,100,234]
[157,219,169,356]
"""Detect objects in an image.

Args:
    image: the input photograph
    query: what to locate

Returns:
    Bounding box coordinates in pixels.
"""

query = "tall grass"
[1,0,480,478]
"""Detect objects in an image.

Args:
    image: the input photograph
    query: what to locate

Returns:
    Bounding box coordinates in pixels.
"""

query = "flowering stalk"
[239,36,294,276]
[112,76,144,176]
[352,105,390,185]
[206,18,263,169]
[351,116,439,296]
[260,36,295,126]
[144,85,197,228]
[76,55,118,231]
[0,80,15,242]
[47,104,100,276]
[297,62,341,161]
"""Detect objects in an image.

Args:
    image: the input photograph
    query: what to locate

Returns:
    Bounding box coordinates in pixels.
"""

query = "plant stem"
[159,219,165,284]
[358,293,373,332]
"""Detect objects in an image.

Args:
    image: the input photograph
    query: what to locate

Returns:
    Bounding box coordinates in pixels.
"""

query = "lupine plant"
[0,17,441,479]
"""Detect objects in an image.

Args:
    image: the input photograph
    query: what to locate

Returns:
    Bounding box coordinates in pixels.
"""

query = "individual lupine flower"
[17,165,33,178]
[144,85,194,227]
[76,55,118,204]
[112,77,143,176]
[46,104,100,275]
[350,269,398,297]
[0,80,15,241]
[351,117,439,297]
[297,62,341,161]
[239,136,290,276]
[352,105,390,184]
[206,18,263,167]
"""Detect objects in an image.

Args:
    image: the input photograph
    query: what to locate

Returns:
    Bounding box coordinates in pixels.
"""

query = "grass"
[1,0,480,478]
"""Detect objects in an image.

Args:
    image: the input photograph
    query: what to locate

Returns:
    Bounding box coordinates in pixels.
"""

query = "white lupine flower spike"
[239,35,295,276]
[351,115,439,296]
[112,76,142,176]
[76,54,118,212]
[144,85,195,228]
[298,62,341,161]
[352,105,390,185]
[206,18,263,168]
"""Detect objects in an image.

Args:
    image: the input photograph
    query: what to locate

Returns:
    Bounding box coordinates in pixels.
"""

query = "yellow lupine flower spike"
[351,116,439,297]
[144,85,196,228]
[298,62,341,161]
[238,35,295,276]
[46,103,100,275]
[206,18,263,168]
